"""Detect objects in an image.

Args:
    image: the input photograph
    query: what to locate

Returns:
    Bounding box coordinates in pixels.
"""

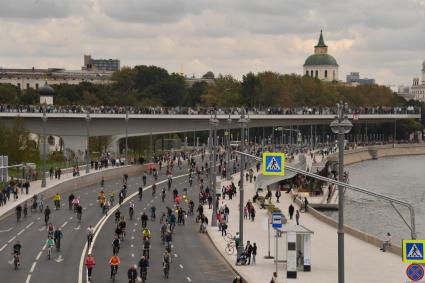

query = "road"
[0,159,236,283]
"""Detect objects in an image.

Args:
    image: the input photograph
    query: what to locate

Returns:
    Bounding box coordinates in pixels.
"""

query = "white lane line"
[25,274,32,283]
[42,244,47,251]
[61,221,68,228]
[8,236,16,243]
[17,228,26,236]
[30,261,37,273]
[133,229,136,233]
[0,227,13,233]
[89,203,93,206]
[131,236,135,240]
[187,277,192,282]
[0,244,7,252]
[131,253,135,257]
[174,253,178,258]
[26,222,34,229]
[134,223,137,226]
[131,244,134,248]
[70,216,73,220]
[179,264,184,269]
[36,251,42,260]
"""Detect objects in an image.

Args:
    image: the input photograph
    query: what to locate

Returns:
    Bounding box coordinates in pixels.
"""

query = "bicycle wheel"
[223,233,233,242]
[225,245,234,255]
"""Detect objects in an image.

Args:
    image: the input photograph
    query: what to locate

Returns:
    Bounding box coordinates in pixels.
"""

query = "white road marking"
[36,251,42,260]
[61,221,68,228]
[131,244,134,248]
[132,229,136,233]
[17,228,26,236]
[25,274,31,283]
[0,244,7,252]
[38,226,45,231]
[37,217,40,221]
[26,222,34,229]
[174,253,178,258]
[42,244,47,251]
[70,216,73,220]
[85,192,88,195]
[179,264,184,269]
[8,236,16,243]
[131,236,135,240]
[134,223,138,226]
[131,253,135,257]
[0,227,13,233]
[89,203,93,206]
[187,277,192,282]
[30,261,37,273]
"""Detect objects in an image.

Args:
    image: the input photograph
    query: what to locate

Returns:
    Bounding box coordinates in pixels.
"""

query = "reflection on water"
[323,155,425,243]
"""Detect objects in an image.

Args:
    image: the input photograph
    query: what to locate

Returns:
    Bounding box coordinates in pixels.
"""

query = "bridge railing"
[0,104,420,116]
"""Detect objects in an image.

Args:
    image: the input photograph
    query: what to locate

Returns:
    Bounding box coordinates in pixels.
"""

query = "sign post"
[262,152,285,176]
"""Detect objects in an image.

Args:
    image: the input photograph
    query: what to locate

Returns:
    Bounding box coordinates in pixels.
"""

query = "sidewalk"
[0,165,129,219]
[205,153,407,283]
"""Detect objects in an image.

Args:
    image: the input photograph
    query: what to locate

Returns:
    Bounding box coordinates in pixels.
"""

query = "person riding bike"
[149,206,156,221]
[161,188,166,202]
[76,204,83,222]
[12,241,22,267]
[47,223,54,238]
[112,236,120,254]
[128,264,138,283]
[87,225,94,247]
[138,256,149,282]
[141,212,148,228]
[109,191,115,206]
[152,183,157,197]
[44,205,51,226]
[53,227,63,252]
[46,236,55,259]
[142,227,151,241]
[143,238,150,259]
[118,218,126,239]
[115,210,121,224]
[142,172,147,187]
[162,250,171,278]
[53,193,61,210]
[16,204,22,222]
[109,254,121,279]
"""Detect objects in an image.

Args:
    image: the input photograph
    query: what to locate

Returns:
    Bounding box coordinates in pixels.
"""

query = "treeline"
[0,65,412,107]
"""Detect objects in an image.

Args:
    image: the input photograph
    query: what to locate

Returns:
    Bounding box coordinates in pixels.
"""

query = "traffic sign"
[272,212,282,229]
[403,240,425,263]
[406,264,424,281]
[262,152,285,176]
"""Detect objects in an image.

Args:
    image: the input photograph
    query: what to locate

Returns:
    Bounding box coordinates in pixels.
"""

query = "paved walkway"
[0,165,129,218]
[205,153,407,283]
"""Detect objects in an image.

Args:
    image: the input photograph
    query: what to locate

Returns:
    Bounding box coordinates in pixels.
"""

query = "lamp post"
[125,110,129,165]
[41,106,47,188]
[237,109,248,257]
[85,110,91,174]
[226,114,232,180]
[330,102,353,283]
[210,111,219,227]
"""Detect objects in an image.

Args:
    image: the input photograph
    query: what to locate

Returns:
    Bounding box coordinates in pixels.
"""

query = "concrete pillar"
[61,135,87,162]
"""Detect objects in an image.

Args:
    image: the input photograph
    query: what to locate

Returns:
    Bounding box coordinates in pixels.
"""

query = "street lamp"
[125,110,129,165]
[330,102,353,283]
[41,106,47,188]
[237,109,249,257]
[85,110,91,174]
[209,111,219,227]
[226,114,232,180]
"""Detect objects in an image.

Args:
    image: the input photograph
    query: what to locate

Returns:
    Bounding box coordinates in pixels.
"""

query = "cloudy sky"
[0,0,424,85]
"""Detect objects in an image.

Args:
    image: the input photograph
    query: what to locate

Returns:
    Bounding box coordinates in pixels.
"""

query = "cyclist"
[167,175,172,190]
[141,212,148,228]
[142,227,151,242]
[188,200,195,215]
[138,256,149,282]
[160,223,168,244]
[143,237,150,259]
[149,206,156,221]
[161,188,166,202]
[46,236,55,260]
[68,193,75,210]
[53,227,63,252]
[128,264,138,283]
[162,250,171,278]
[118,218,126,240]
[38,195,44,213]
[103,199,110,215]
[101,177,105,188]
[115,210,121,224]
[118,190,125,205]
[72,196,80,212]
[13,240,22,268]
[136,187,142,203]
[16,204,22,222]
[152,183,157,197]
[164,230,172,252]
[47,223,54,238]
[189,175,193,187]
[109,191,115,206]
[87,225,94,247]
[98,191,106,208]
[109,254,121,279]
[129,202,135,220]
[172,188,178,199]
[44,205,51,226]
[112,236,120,254]
[53,193,61,210]
[142,171,147,186]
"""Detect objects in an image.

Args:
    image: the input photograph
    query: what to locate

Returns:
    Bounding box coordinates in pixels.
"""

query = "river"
[324,154,425,244]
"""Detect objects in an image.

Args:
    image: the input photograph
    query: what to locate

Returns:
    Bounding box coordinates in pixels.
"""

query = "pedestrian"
[295,210,300,225]
[221,219,228,236]
[243,206,248,219]
[270,272,278,283]
[23,201,28,218]
[289,203,294,220]
[275,189,281,203]
[380,232,392,252]
[233,276,243,283]
[85,254,96,282]
[252,243,257,265]
[24,180,30,195]
[250,207,256,222]
[245,241,253,265]
[304,197,309,212]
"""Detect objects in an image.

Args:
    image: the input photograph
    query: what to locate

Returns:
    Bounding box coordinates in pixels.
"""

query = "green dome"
[304,54,338,67]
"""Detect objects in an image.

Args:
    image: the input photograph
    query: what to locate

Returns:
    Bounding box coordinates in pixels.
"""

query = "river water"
[324,155,425,244]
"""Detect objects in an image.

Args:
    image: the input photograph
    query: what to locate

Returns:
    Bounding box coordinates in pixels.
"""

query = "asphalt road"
[0,158,237,283]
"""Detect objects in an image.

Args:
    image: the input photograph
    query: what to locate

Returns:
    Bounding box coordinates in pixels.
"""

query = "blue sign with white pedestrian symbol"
[403,240,425,263]
[272,212,282,229]
[262,152,285,176]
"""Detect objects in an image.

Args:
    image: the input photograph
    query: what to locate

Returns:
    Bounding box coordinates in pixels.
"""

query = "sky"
[0,0,424,85]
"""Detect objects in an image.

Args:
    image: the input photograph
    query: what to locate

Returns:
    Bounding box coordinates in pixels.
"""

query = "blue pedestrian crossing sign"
[403,240,425,263]
[262,152,285,176]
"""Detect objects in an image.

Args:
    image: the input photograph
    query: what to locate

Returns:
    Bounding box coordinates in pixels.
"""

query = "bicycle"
[111,265,118,282]
[87,233,93,247]
[163,261,170,279]
[12,253,20,270]
[222,232,233,242]
[225,241,236,255]
[129,209,134,221]
[141,270,147,283]
[47,246,53,260]
[44,215,50,226]
[77,212,82,223]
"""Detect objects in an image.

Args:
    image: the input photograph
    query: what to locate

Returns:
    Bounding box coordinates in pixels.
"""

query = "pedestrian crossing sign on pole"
[403,240,425,263]
[262,152,285,176]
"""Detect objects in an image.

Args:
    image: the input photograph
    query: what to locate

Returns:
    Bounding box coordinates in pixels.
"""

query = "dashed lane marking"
[36,251,42,260]
[30,261,37,273]
[8,236,16,243]
[179,264,184,269]
[37,217,40,221]
[131,253,135,257]
[187,277,192,282]
[0,244,7,252]
[25,274,31,283]
[26,222,34,229]
[70,217,73,220]
[174,253,178,258]
[61,221,68,228]
[17,228,26,236]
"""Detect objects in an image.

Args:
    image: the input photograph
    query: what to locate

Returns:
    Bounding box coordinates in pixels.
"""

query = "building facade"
[346,72,375,85]
[303,30,339,82]
[83,55,120,71]
[409,61,425,102]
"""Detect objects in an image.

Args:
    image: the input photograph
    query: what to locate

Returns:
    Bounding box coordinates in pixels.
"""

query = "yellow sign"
[262,152,285,176]
[402,239,425,263]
